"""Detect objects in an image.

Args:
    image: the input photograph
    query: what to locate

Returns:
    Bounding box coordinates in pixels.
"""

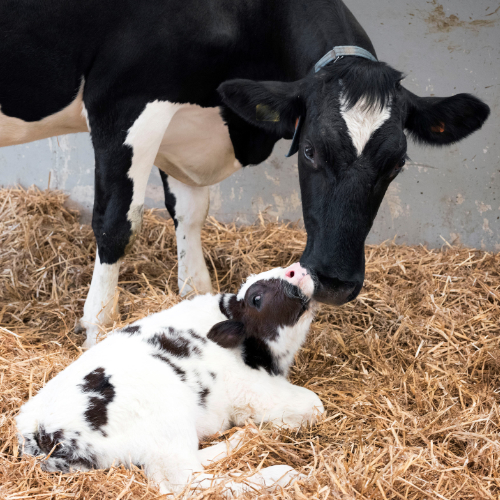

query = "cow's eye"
[252,295,262,308]
[394,157,406,174]
[304,145,315,162]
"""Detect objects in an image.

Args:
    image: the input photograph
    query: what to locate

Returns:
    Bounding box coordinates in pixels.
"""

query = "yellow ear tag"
[256,104,280,122]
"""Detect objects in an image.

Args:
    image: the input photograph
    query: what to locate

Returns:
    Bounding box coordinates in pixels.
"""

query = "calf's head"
[219,58,490,305]
[208,265,315,374]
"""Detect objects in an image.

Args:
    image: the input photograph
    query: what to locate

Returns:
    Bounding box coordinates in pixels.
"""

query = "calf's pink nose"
[284,262,315,297]
[285,262,309,281]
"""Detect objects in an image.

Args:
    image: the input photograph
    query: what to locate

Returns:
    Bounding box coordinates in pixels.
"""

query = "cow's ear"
[218,79,303,139]
[207,320,246,348]
[402,88,490,145]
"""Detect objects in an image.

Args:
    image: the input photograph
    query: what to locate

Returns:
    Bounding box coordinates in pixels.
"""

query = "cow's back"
[0,0,114,145]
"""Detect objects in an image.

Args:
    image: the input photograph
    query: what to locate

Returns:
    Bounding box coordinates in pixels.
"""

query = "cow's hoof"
[75,320,99,350]
[81,338,97,350]
[74,321,85,335]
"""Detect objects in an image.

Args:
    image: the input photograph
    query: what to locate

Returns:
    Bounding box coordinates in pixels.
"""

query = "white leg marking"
[80,252,120,349]
[340,96,391,156]
[155,104,242,187]
[81,101,182,346]
[125,101,183,237]
[167,176,212,295]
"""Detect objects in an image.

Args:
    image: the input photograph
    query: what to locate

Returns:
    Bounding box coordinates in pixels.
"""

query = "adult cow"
[0,0,489,348]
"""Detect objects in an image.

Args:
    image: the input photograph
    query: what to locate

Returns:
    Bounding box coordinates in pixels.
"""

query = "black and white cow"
[0,0,490,347]
[16,265,323,495]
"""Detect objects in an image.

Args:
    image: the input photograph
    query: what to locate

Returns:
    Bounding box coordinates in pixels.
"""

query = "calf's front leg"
[237,376,325,430]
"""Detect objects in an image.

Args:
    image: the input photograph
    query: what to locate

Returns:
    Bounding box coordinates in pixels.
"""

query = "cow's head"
[218,59,490,305]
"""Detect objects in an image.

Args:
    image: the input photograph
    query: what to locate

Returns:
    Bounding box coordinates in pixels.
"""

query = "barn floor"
[0,187,499,500]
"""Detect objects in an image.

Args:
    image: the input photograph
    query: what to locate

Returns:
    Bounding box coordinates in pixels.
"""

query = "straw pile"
[1,186,499,500]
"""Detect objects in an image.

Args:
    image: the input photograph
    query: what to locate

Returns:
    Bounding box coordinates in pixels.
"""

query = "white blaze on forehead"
[237,268,286,300]
[340,96,391,156]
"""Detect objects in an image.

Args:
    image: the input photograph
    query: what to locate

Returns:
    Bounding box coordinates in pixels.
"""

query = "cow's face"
[218,60,490,305]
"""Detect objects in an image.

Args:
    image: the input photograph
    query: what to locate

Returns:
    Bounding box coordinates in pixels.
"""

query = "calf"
[16,264,323,496]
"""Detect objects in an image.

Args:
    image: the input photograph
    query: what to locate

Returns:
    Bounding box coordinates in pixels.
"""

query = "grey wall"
[1,0,499,250]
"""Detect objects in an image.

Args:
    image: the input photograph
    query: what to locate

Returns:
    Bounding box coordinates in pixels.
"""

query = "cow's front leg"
[159,172,212,295]
[79,99,182,348]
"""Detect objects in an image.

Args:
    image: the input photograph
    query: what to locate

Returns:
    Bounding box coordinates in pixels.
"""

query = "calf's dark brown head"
[208,266,315,375]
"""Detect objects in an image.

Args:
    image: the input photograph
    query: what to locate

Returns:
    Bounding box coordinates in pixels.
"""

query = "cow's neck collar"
[314,45,378,73]
[285,45,378,158]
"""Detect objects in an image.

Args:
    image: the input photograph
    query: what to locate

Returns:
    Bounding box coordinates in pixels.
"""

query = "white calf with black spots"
[16,266,324,496]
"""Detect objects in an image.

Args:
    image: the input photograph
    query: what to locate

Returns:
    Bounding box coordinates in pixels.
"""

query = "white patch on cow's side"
[166,176,212,295]
[80,252,120,349]
[124,100,183,237]
[0,80,88,147]
[154,104,242,187]
[81,102,91,133]
[340,96,391,156]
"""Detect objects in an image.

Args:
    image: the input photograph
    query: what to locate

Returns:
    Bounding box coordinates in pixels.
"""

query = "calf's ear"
[218,79,303,139]
[207,320,246,348]
[402,88,490,145]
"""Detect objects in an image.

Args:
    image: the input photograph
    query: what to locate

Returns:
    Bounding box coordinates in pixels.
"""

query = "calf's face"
[208,266,314,349]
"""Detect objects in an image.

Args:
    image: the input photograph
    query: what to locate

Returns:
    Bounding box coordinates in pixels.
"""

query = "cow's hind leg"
[80,99,182,348]
[159,172,212,295]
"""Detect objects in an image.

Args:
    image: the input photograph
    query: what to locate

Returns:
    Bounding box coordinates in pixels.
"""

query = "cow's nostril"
[286,270,295,278]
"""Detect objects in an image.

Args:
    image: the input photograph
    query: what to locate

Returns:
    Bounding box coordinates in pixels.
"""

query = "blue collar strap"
[314,45,377,73]
[285,46,377,157]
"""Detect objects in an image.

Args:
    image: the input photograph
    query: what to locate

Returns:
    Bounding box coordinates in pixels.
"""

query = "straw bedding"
[0,186,499,499]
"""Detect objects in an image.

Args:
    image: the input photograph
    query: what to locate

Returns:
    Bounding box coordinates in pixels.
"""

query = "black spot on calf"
[33,427,98,472]
[121,325,141,335]
[36,426,65,455]
[80,368,115,435]
[187,329,207,344]
[198,387,210,407]
[148,331,191,357]
[242,337,281,376]
[152,353,187,382]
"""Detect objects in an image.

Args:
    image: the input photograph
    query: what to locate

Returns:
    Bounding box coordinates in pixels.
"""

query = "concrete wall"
[1,0,499,250]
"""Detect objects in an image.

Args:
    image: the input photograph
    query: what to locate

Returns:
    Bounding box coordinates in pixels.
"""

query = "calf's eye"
[304,145,314,161]
[252,295,262,308]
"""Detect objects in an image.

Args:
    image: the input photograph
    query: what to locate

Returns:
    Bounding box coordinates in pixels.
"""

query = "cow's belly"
[0,84,88,147]
[0,90,240,188]
[154,104,242,187]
